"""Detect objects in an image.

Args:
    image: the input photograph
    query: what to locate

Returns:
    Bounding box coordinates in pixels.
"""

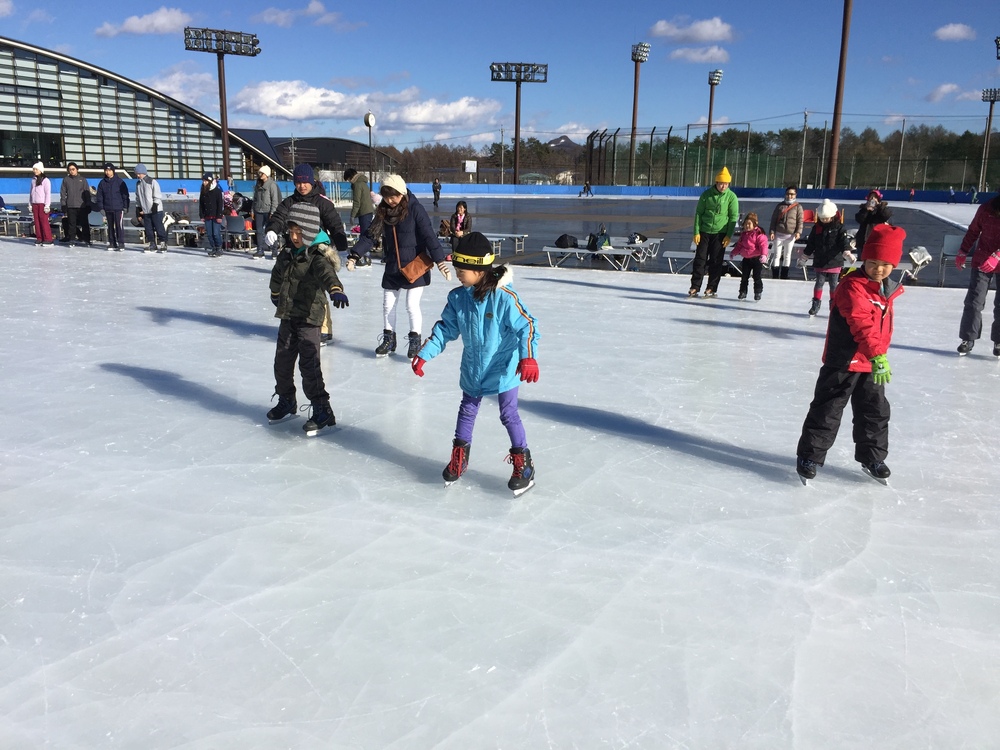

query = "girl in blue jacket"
[411,232,540,496]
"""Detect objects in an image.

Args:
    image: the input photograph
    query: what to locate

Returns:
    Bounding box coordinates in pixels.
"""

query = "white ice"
[0,216,997,748]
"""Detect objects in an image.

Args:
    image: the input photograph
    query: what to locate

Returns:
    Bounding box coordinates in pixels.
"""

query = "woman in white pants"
[768,185,804,279]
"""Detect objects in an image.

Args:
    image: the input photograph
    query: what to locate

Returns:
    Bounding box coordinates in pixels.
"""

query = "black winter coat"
[269,243,344,326]
[199,185,224,220]
[854,202,893,252]
[354,192,445,290]
[95,175,129,213]
[804,220,852,269]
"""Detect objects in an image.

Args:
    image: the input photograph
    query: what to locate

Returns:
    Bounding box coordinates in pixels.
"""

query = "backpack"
[555,233,578,249]
[628,231,647,244]
[586,226,610,251]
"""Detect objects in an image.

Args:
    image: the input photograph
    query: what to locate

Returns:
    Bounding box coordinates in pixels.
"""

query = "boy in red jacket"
[795,224,907,484]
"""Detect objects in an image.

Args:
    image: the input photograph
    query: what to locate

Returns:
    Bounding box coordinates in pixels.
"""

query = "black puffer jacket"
[804,220,852,269]
[266,189,348,253]
[269,243,344,325]
[854,202,893,252]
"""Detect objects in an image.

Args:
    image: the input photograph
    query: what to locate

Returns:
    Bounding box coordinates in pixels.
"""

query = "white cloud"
[934,23,975,42]
[926,83,960,102]
[669,46,729,64]
[694,115,730,126]
[253,1,362,30]
[956,90,984,102]
[651,16,732,43]
[95,6,192,37]
[381,97,502,128]
[555,122,597,140]
[0,0,13,18]
[25,9,52,24]
[141,63,218,111]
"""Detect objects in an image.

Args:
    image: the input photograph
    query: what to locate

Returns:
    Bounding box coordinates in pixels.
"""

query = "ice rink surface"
[0,224,997,748]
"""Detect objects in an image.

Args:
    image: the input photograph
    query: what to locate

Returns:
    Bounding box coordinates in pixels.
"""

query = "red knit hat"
[860,224,906,266]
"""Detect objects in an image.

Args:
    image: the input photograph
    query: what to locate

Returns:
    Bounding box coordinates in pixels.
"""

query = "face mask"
[785,196,795,203]
[867,198,877,208]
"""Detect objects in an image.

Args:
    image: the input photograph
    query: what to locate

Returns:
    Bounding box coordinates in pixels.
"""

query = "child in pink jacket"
[731,212,769,301]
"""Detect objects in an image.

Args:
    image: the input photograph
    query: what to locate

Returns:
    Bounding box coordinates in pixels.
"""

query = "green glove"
[870,354,891,385]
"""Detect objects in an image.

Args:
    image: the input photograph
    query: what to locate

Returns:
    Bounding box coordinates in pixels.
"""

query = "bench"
[543,236,664,272]
[484,233,528,255]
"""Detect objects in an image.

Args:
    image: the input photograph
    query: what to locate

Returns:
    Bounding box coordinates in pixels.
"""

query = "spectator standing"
[432,178,441,208]
[343,168,375,239]
[955,195,1000,356]
[970,185,979,205]
[854,189,892,256]
[28,162,53,247]
[948,186,956,204]
[689,166,739,298]
[348,174,451,358]
[578,181,593,197]
[59,162,90,246]
[731,212,768,301]
[449,200,472,251]
[252,165,282,259]
[199,173,225,257]
[94,162,129,251]
[134,164,168,253]
[768,185,803,279]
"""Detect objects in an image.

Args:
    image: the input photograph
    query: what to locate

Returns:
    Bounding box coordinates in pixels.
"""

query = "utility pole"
[799,110,808,187]
[826,0,853,189]
[500,125,504,185]
[895,117,906,190]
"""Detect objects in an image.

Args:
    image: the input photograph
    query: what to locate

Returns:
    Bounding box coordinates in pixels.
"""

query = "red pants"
[31,204,53,243]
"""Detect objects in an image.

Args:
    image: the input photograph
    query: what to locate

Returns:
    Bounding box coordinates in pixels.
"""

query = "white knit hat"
[31,161,44,172]
[381,174,407,196]
[816,199,839,220]
[258,165,271,177]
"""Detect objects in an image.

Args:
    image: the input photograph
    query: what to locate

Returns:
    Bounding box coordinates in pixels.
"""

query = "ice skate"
[754,293,762,301]
[375,329,396,358]
[687,288,699,298]
[957,340,974,355]
[443,439,470,486]
[506,447,535,497]
[406,332,422,359]
[703,290,717,298]
[796,456,817,485]
[861,460,890,485]
[266,393,297,424]
[302,401,335,436]
[994,342,1000,357]
[808,299,821,316]
[737,291,747,301]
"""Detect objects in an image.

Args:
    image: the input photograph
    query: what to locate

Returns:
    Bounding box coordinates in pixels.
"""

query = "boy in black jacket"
[266,203,349,436]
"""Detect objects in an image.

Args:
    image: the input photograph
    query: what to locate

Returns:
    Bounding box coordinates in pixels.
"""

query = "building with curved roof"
[0,35,290,180]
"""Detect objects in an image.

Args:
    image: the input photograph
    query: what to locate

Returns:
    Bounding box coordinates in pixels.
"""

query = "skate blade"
[444,479,458,488]
[797,474,811,486]
[861,466,889,485]
[267,413,298,425]
[511,479,535,497]
[303,424,334,437]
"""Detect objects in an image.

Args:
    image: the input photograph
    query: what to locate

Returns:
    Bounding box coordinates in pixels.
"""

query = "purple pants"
[455,388,526,448]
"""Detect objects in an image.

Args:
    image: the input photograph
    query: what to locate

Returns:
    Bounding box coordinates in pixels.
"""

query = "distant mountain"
[546,135,581,152]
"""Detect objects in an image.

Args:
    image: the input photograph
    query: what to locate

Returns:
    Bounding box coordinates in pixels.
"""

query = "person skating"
[266,203,349,436]
[95,163,129,250]
[854,189,892,256]
[411,232,540,496]
[28,162,53,246]
[198,173,224,257]
[767,185,803,279]
[689,167,739,298]
[954,194,1000,356]
[795,224,907,484]
[803,199,854,316]
[730,212,768,301]
[134,164,168,252]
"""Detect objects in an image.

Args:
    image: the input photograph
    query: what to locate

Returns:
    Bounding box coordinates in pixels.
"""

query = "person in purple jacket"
[94,162,130,251]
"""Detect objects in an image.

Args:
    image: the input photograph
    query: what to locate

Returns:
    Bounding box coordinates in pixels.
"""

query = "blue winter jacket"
[419,270,539,397]
[94,175,130,213]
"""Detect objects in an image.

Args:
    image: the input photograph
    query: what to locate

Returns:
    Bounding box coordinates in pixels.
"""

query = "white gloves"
[43,206,50,214]
[346,257,356,271]
[437,262,451,281]
[264,230,278,247]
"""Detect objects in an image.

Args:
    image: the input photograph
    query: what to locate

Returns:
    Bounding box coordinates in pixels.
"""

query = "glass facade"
[0,39,281,179]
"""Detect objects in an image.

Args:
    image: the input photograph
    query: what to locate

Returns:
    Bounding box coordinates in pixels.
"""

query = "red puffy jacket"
[822,269,904,372]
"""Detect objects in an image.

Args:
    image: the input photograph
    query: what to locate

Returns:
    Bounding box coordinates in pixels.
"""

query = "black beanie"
[452,232,496,270]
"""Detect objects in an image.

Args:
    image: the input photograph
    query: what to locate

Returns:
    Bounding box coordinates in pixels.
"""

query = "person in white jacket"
[134,164,168,253]
[29,162,53,246]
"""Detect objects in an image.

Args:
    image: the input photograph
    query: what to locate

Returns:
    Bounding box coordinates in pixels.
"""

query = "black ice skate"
[994,342,1000,357]
[302,401,336,436]
[443,439,470,486]
[957,340,974,355]
[808,299,821,316]
[737,291,747,300]
[687,288,699,298]
[796,456,818,485]
[506,447,535,497]
[861,460,891,485]
[375,329,396,357]
[266,393,297,424]
[407,332,422,359]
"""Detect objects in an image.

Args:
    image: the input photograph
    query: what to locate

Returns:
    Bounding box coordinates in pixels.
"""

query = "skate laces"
[505,451,525,477]
[448,444,467,476]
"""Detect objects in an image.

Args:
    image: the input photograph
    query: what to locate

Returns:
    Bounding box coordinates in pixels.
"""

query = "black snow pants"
[274,318,328,406]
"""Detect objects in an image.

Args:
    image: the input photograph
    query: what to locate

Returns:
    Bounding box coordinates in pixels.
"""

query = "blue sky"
[4,0,999,150]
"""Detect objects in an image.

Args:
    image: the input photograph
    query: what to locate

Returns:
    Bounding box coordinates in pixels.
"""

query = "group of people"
[262,167,540,495]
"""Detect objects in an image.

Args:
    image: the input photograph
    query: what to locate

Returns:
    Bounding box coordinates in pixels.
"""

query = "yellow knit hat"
[714,167,732,183]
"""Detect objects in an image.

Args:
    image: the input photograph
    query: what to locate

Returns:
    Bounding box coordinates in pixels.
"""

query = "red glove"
[955,253,967,269]
[979,253,1000,274]
[411,356,426,377]
[516,358,539,383]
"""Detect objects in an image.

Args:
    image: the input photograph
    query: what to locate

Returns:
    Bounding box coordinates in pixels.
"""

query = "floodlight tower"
[704,69,723,186]
[184,27,261,181]
[489,62,548,185]
[980,89,999,193]
[628,43,651,186]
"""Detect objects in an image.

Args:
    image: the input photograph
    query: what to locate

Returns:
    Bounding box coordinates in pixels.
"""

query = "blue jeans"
[255,212,270,251]
[204,219,222,249]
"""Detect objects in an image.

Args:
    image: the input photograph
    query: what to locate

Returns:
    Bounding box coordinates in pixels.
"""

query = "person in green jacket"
[689,166,740,298]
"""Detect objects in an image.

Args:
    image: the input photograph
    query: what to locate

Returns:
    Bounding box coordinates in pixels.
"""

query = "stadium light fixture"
[704,69,723,186]
[489,62,548,185]
[628,43,651,187]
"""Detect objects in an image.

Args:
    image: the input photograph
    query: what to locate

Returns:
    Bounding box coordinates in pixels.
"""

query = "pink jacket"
[731,226,768,260]
[29,178,51,208]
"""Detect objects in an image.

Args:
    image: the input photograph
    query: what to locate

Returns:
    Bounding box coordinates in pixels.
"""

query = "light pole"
[628,42,650,187]
[979,89,999,193]
[704,69,723,186]
[184,27,261,181]
[826,0,853,188]
[490,62,548,185]
[364,111,375,187]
